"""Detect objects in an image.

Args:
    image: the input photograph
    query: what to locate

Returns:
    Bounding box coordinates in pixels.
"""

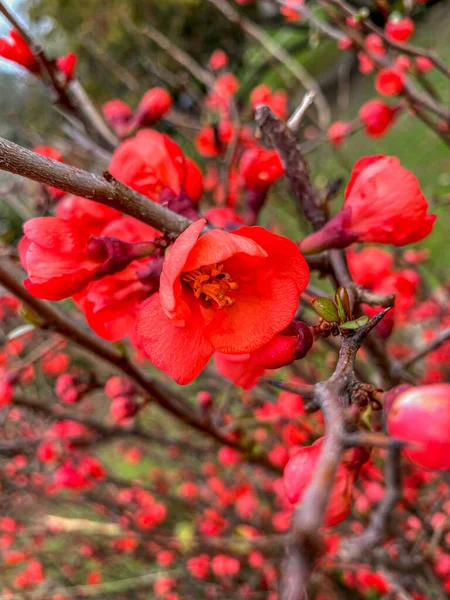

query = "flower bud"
[134,88,172,126]
[283,438,354,526]
[110,395,138,422]
[387,384,450,470]
[359,100,399,137]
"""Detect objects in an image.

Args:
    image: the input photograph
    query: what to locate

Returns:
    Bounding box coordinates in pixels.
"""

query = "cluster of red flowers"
[0,29,76,80]
[103,88,172,138]
[1,10,450,598]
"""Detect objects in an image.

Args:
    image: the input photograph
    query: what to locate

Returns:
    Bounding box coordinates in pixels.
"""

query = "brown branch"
[340,447,402,560]
[0,136,191,236]
[280,311,390,599]
[255,105,326,231]
[402,326,450,369]
[0,259,280,475]
[329,250,395,309]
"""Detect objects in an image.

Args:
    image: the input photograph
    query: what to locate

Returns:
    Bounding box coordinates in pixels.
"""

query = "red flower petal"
[159,219,206,320]
[136,292,214,384]
[182,229,267,272]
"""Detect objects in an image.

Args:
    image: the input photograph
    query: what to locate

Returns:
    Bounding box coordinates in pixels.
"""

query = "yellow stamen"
[182,263,238,309]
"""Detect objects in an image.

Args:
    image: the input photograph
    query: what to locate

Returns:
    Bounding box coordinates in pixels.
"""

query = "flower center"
[182,263,238,309]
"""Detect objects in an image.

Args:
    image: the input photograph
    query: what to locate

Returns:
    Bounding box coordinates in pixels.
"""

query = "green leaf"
[311,297,340,322]
[335,287,350,323]
[340,316,369,329]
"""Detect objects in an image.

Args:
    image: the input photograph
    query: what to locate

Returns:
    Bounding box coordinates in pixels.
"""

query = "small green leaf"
[311,297,340,322]
[340,316,369,329]
[335,287,350,323]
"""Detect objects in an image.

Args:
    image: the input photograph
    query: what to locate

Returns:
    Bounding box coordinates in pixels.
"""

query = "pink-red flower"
[283,438,355,526]
[102,100,133,137]
[136,219,309,384]
[387,384,450,470]
[215,321,312,388]
[375,68,405,96]
[0,29,38,72]
[300,155,436,253]
[385,18,415,42]
[19,218,109,300]
[75,217,160,341]
[208,49,228,71]
[239,147,284,193]
[56,52,77,81]
[328,121,349,146]
[109,129,203,203]
[19,217,157,301]
[194,121,234,157]
[249,84,288,120]
[134,88,172,127]
[56,195,121,235]
[359,100,398,137]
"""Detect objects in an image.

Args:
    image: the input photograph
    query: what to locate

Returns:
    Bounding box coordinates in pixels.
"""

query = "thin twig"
[341,446,402,559]
[402,326,450,369]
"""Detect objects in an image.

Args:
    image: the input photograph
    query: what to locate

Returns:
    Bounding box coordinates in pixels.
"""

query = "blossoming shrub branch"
[0,2,449,599]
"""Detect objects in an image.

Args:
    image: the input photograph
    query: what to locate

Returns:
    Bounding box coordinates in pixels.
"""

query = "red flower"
[19,218,108,300]
[134,88,172,126]
[214,352,265,389]
[136,219,309,384]
[415,56,433,72]
[337,36,352,51]
[56,52,77,81]
[56,195,121,235]
[395,54,411,71]
[109,129,203,203]
[211,555,240,577]
[280,0,304,22]
[328,121,349,146]
[239,147,284,193]
[33,145,62,162]
[364,33,385,56]
[74,217,160,341]
[358,52,374,74]
[387,384,450,471]
[20,217,157,301]
[249,85,288,120]
[53,464,89,489]
[0,29,38,72]
[0,376,12,407]
[249,84,271,108]
[347,247,393,289]
[214,73,239,98]
[102,99,133,136]
[283,438,354,526]
[204,207,244,229]
[300,155,436,253]
[375,68,405,96]
[215,322,312,389]
[359,99,398,137]
[385,18,414,42]
[208,49,228,71]
[194,121,234,157]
